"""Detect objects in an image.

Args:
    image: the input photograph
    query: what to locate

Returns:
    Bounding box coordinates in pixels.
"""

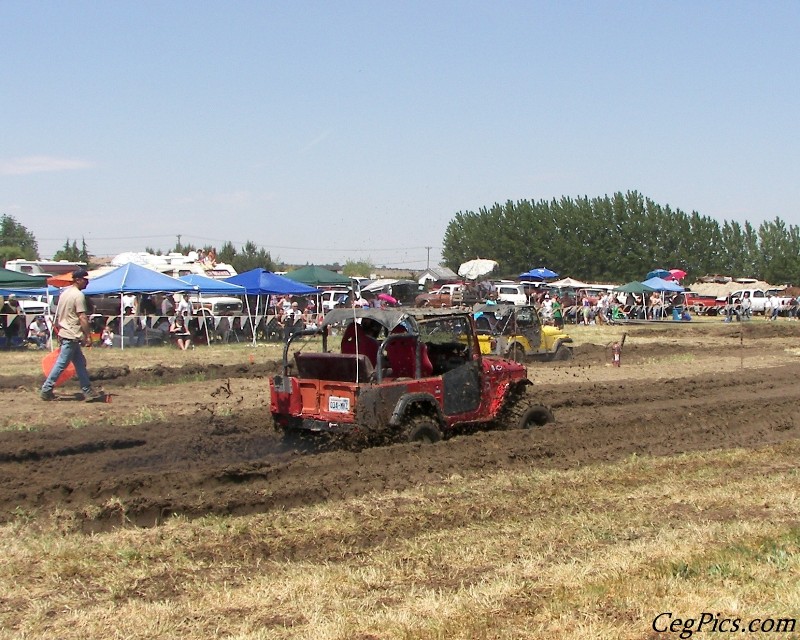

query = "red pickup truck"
[674,292,727,315]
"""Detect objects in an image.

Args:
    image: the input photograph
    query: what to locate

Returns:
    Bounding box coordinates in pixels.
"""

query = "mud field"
[2,321,800,531]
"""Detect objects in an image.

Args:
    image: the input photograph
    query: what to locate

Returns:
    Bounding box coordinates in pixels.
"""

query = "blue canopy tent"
[179,274,249,343]
[641,277,684,320]
[84,263,197,349]
[224,268,319,296]
[642,277,684,292]
[84,262,195,295]
[0,285,61,297]
[225,269,319,344]
[178,273,246,295]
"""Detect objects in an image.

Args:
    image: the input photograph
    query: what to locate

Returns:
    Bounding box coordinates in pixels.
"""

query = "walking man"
[40,268,104,401]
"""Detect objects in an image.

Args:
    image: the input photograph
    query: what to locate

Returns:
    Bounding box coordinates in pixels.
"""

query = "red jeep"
[269,308,554,444]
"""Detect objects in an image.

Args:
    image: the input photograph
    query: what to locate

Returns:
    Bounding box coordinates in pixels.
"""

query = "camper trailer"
[4,259,87,277]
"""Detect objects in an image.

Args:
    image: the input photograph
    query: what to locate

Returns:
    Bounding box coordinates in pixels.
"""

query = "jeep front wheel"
[405,416,443,443]
[507,343,525,362]
[551,344,573,361]
[502,401,554,430]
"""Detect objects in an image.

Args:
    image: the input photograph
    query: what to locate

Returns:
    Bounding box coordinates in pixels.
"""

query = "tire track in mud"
[2,357,800,530]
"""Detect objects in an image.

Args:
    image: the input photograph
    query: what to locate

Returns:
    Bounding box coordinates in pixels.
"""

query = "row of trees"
[442,191,800,285]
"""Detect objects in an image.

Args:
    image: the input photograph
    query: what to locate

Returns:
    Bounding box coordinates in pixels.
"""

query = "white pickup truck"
[727,289,792,314]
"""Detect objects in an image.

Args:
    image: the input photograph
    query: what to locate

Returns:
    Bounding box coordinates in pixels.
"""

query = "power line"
[37,233,440,254]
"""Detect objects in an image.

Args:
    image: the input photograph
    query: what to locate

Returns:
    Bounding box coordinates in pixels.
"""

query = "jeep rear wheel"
[405,416,443,443]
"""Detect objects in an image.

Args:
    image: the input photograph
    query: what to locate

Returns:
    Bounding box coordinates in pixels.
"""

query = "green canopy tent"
[0,267,48,289]
[284,265,351,287]
[612,281,656,294]
[612,281,655,320]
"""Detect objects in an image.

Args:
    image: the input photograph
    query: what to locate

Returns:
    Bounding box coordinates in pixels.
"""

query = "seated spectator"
[27,315,49,350]
[169,314,192,350]
[101,324,114,347]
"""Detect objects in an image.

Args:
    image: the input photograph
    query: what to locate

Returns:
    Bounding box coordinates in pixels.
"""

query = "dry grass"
[2,443,799,639]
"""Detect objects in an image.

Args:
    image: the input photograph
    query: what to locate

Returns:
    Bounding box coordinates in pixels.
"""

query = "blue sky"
[2,1,798,269]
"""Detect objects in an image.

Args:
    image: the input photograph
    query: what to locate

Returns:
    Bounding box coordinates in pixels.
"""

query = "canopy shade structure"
[83,262,195,295]
[549,277,590,289]
[0,285,60,297]
[613,281,656,294]
[0,267,48,288]
[284,265,351,286]
[178,274,246,295]
[224,268,319,295]
[458,259,498,280]
[641,277,684,292]
[519,267,559,280]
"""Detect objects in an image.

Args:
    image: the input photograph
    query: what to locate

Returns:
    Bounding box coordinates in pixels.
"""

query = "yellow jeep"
[474,304,573,362]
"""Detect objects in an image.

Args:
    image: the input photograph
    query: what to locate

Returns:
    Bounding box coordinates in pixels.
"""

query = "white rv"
[4,259,87,277]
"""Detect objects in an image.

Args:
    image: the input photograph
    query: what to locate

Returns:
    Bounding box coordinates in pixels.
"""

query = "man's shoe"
[83,389,105,402]
[40,389,55,401]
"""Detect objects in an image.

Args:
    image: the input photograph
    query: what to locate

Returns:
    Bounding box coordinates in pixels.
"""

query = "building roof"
[418,265,459,280]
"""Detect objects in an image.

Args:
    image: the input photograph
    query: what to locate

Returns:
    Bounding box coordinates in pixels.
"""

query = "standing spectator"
[740,292,752,320]
[161,293,175,317]
[768,294,781,321]
[552,296,564,330]
[122,293,137,315]
[40,269,104,401]
[581,294,592,325]
[176,293,193,317]
[649,291,662,320]
[541,295,553,324]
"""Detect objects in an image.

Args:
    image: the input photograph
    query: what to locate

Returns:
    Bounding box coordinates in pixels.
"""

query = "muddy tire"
[507,343,525,363]
[551,344,573,361]
[405,416,443,443]
[501,395,554,430]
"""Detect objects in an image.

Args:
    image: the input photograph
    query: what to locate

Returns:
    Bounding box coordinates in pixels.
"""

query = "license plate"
[328,396,350,413]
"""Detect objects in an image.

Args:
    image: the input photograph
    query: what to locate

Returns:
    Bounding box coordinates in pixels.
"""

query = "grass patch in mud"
[2,442,800,639]
[107,406,166,426]
[0,422,42,432]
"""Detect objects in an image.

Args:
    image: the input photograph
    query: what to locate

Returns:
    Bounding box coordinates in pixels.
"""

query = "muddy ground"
[2,321,800,531]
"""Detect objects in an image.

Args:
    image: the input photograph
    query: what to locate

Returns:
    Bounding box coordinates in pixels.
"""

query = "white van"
[494,282,528,305]
[320,289,350,312]
[189,296,243,316]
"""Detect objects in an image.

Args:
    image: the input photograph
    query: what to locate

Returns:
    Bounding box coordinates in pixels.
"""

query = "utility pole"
[425,246,432,270]
[176,235,182,252]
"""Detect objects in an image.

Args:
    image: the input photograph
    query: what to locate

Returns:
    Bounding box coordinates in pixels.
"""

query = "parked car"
[493,282,527,305]
[320,288,351,312]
